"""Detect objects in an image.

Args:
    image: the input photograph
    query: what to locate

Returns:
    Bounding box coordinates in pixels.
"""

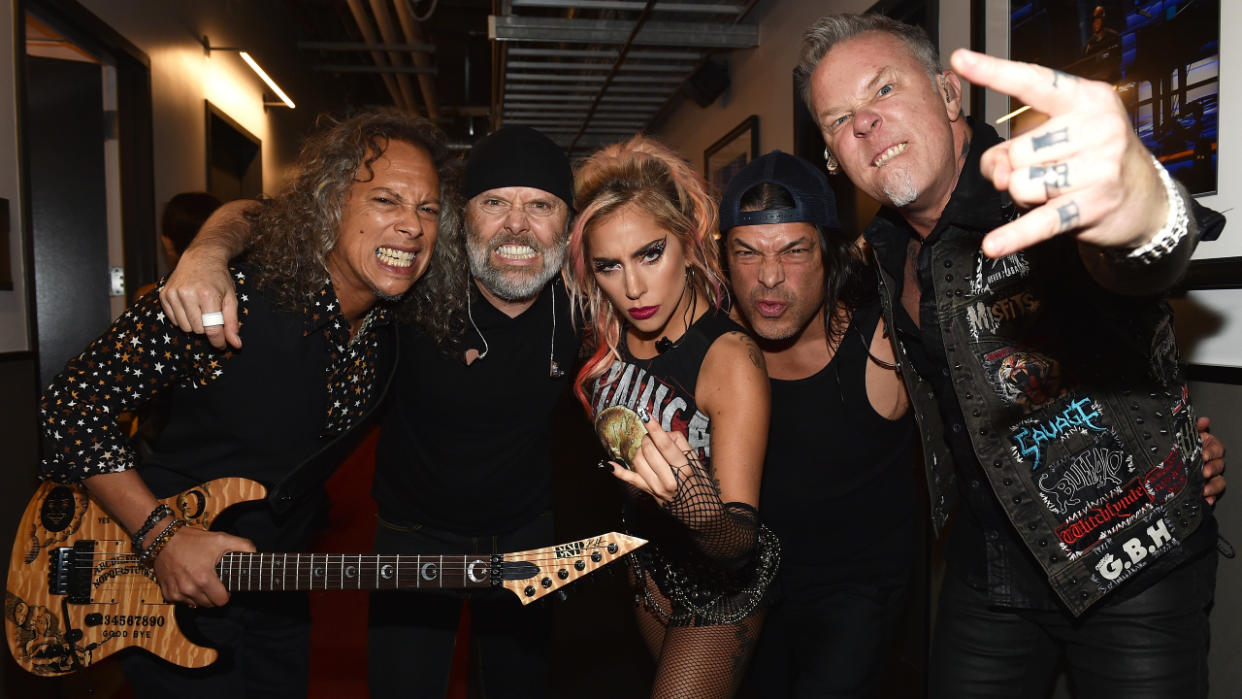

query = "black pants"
[741,572,909,699]
[930,549,1217,699]
[119,592,311,698]
[368,511,554,699]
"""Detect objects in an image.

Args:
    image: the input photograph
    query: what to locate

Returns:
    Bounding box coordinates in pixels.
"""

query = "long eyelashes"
[592,237,667,274]
[640,238,666,263]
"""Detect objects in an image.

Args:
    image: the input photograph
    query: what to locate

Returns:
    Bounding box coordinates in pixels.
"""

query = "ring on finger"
[201,311,225,327]
[1041,163,1068,199]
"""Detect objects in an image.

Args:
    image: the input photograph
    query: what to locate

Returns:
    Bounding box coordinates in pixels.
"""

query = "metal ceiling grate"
[489,0,758,155]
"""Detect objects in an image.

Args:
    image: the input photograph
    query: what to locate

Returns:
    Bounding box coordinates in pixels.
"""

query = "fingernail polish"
[596,459,611,470]
[637,407,651,422]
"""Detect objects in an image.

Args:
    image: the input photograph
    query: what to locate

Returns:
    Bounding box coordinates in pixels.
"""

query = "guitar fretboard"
[215,553,495,591]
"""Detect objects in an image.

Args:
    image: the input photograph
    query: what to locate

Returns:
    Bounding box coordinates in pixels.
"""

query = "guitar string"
[77,552,629,578]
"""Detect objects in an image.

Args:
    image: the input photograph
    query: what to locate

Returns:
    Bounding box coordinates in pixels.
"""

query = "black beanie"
[464,125,574,208]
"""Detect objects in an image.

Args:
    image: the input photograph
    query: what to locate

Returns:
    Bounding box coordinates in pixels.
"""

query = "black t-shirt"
[371,279,583,535]
[761,297,917,583]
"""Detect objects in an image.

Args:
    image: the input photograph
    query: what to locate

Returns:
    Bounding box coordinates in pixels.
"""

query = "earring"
[823,147,840,174]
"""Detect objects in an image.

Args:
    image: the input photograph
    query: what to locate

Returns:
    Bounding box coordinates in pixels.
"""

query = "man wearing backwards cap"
[160,125,580,698]
[719,150,918,696]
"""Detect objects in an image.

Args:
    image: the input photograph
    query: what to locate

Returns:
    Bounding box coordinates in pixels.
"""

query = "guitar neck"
[216,552,497,592]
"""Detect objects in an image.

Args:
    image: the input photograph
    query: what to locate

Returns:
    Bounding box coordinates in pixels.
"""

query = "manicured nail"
[637,407,651,423]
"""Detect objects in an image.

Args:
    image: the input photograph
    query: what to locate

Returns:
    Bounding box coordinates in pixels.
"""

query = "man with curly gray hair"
[39,109,459,697]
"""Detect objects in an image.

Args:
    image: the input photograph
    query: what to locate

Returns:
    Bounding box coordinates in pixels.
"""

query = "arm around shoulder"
[160,199,261,349]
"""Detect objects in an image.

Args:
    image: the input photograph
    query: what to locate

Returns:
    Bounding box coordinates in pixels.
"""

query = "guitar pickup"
[47,541,95,603]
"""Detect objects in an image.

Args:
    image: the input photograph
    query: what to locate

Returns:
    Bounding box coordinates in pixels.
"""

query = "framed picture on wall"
[1009,0,1220,196]
[704,115,758,195]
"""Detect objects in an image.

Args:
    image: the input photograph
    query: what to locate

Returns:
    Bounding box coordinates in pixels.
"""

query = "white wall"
[656,0,878,170]
[78,0,344,274]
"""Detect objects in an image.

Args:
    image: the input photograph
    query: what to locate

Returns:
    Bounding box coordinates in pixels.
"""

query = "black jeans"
[930,548,1217,699]
[741,571,910,699]
[119,592,311,698]
[367,511,555,699]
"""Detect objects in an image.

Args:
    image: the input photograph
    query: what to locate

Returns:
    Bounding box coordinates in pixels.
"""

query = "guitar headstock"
[496,532,645,605]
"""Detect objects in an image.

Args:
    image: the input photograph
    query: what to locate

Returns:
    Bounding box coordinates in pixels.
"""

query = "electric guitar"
[5,477,644,676]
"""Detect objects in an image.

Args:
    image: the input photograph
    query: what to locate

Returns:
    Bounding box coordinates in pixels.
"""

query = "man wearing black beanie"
[159,125,583,699]
[366,124,581,699]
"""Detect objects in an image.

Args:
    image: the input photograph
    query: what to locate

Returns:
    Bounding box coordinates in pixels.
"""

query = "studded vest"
[864,123,1220,615]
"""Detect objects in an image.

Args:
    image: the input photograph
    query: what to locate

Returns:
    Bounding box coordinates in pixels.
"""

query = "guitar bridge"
[48,541,95,604]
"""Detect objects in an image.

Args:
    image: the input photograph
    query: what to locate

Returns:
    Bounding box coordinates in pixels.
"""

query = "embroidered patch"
[1055,477,1152,555]
[983,346,1066,410]
[964,290,1041,339]
[969,250,1031,296]
[1090,516,1178,587]
[1037,437,1134,516]
[1010,395,1107,471]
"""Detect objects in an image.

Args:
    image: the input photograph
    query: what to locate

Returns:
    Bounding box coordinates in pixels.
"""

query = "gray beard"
[466,231,566,302]
[883,170,919,208]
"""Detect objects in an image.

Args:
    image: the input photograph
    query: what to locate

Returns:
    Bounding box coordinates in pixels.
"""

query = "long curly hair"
[564,135,727,412]
[247,110,467,344]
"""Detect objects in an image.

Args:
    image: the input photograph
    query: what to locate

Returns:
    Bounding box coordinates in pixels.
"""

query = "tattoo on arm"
[1032,127,1069,152]
[729,331,765,370]
[1056,201,1082,232]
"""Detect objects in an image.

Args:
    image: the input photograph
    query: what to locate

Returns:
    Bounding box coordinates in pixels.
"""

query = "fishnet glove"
[660,451,759,574]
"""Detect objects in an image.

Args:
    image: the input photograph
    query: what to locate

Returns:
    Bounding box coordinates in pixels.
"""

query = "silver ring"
[201,311,225,327]
[1043,166,1062,199]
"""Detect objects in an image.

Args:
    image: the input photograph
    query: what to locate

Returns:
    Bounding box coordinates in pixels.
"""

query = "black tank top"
[590,308,742,463]
[761,297,917,582]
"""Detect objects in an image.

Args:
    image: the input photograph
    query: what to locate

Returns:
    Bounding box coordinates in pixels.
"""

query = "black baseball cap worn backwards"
[464,125,575,209]
[719,149,840,233]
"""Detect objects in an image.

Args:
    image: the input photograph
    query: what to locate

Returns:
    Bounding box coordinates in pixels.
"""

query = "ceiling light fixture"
[202,35,295,109]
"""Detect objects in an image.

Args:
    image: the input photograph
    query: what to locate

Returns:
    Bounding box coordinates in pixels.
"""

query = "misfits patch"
[964,290,1041,340]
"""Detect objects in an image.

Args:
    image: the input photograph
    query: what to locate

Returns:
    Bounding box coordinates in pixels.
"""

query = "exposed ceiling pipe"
[568,0,658,155]
[392,0,441,120]
[344,0,410,111]
[368,0,423,114]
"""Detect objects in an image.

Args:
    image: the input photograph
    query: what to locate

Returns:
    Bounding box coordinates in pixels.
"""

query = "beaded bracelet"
[140,518,186,567]
[131,503,174,553]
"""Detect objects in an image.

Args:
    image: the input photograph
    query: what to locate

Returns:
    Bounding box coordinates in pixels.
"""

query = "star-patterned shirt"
[40,266,393,488]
